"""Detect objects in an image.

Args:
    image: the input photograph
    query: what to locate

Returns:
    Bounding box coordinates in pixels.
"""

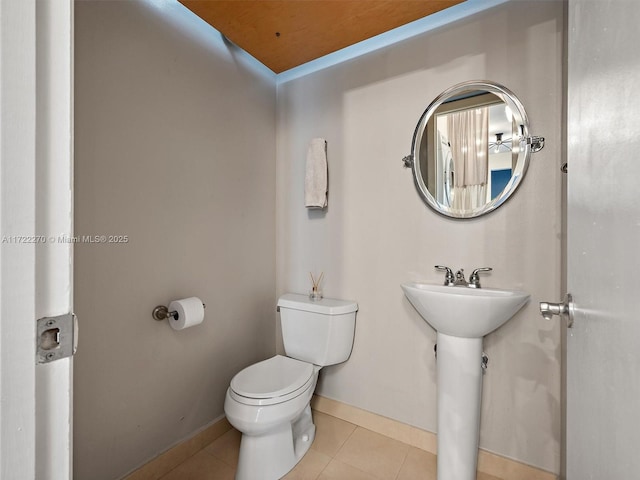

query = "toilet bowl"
[224,355,320,480]
[224,293,358,480]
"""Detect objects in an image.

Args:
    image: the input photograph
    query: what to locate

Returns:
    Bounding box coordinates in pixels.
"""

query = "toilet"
[224,293,358,480]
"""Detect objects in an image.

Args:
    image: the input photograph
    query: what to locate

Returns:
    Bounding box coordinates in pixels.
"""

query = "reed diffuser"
[309,272,324,300]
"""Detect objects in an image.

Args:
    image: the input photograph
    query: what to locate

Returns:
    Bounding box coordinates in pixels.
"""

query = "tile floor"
[158,411,503,480]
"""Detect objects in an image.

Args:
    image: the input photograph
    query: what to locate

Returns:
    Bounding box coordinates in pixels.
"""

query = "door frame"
[0,1,74,478]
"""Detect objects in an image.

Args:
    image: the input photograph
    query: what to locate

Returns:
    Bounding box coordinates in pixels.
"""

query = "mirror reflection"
[409,82,543,219]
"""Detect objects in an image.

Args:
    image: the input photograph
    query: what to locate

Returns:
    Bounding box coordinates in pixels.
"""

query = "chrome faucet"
[435,266,492,288]
[454,268,468,286]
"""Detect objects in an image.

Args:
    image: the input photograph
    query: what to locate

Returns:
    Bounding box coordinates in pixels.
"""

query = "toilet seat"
[230,355,315,406]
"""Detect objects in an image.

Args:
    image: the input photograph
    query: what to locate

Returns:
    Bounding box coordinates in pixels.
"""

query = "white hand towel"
[305,138,328,209]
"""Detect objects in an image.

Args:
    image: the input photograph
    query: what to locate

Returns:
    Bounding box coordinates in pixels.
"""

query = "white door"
[565,0,640,478]
[0,1,74,478]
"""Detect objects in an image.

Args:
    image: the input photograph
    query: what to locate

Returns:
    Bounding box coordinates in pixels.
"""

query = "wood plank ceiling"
[179,1,465,73]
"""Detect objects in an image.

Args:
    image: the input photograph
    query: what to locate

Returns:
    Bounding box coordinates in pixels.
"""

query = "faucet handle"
[469,267,492,288]
[434,265,455,286]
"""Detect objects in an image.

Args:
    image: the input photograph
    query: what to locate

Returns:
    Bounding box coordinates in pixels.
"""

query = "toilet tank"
[277,293,358,366]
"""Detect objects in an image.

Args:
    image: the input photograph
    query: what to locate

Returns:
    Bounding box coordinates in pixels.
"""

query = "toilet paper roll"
[168,297,205,331]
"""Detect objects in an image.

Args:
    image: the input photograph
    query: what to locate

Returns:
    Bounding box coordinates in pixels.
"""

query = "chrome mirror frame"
[405,80,544,219]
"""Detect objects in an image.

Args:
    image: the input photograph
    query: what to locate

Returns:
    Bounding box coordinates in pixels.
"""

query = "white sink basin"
[401,282,530,338]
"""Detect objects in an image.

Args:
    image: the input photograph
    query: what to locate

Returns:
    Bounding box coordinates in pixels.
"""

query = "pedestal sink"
[401,282,529,480]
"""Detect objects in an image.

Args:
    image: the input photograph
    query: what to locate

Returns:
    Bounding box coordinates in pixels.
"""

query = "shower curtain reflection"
[446,106,489,210]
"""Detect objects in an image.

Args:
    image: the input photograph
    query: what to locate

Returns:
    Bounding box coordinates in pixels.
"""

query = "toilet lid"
[230,355,314,399]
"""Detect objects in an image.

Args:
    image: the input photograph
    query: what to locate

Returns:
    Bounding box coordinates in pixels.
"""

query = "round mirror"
[408,81,543,218]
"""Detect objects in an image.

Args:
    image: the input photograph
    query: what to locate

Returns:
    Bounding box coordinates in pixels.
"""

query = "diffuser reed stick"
[309,272,324,300]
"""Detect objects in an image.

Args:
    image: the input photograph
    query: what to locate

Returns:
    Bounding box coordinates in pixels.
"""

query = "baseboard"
[311,395,557,480]
[122,416,232,480]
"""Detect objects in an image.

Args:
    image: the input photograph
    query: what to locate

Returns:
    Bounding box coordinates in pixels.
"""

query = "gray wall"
[276,1,563,473]
[73,2,276,479]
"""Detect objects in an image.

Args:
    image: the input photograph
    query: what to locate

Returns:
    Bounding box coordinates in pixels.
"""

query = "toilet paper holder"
[152,302,206,321]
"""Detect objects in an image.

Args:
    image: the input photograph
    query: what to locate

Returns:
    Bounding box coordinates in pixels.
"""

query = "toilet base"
[235,404,315,480]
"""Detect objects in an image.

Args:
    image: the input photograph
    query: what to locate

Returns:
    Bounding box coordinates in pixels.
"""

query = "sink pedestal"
[437,332,483,480]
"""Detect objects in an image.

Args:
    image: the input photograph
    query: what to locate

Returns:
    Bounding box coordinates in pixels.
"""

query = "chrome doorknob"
[540,293,574,328]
